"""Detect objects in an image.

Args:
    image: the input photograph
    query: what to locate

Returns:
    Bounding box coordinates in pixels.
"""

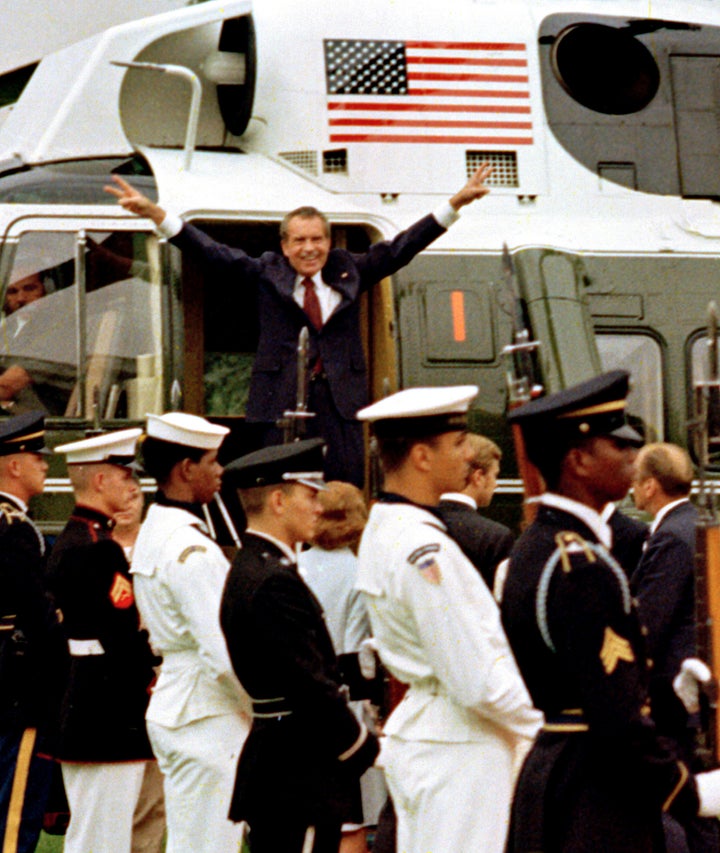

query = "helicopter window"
[688,332,720,466]
[0,229,163,420]
[690,333,719,388]
[550,23,660,115]
[596,332,663,441]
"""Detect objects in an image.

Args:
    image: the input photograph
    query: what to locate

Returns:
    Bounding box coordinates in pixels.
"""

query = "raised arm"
[449,162,493,211]
[104,175,167,227]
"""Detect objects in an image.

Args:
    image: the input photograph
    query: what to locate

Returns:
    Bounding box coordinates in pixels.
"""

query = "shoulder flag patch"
[417,555,442,584]
[407,544,442,585]
[109,572,134,609]
[600,626,634,674]
[179,545,207,564]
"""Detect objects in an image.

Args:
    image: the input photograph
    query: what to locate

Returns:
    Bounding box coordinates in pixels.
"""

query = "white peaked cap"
[55,428,142,465]
[356,386,478,421]
[146,412,229,450]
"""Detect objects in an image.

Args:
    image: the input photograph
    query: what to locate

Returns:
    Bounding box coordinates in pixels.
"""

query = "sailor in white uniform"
[130,412,250,853]
[355,386,542,853]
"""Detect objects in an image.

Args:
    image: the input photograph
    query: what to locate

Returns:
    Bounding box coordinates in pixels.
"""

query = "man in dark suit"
[437,432,514,591]
[601,501,649,577]
[631,443,697,689]
[0,412,68,853]
[105,166,493,486]
[220,439,378,853]
[631,442,718,853]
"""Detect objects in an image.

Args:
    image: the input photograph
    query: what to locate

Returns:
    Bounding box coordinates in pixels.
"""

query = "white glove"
[697,769,720,817]
[359,637,378,681]
[672,658,712,714]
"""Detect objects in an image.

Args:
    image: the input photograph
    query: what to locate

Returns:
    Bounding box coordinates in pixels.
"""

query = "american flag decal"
[324,39,533,145]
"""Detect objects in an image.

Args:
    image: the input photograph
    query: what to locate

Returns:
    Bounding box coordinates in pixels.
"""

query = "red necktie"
[302,277,323,330]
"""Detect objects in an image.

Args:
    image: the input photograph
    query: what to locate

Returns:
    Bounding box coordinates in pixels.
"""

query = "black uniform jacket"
[0,494,68,733]
[46,505,157,762]
[501,502,698,852]
[436,497,514,590]
[608,506,649,577]
[220,532,376,825]
[172,214,445,424]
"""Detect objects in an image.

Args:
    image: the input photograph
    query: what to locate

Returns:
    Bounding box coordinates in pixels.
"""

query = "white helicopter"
[1,0,720,522]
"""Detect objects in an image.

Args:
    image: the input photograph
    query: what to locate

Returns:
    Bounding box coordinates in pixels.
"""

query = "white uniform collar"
[0,490,27,512]
[245,528,297,564]
[440,492,477,509]
[539,492,612,549]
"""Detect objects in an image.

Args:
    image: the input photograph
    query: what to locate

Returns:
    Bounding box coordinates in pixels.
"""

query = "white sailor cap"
[55,428,142,466]
[145,412,229,451]
[356,385,478,438]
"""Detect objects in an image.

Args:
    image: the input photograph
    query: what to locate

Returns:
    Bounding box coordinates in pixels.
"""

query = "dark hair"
[139,436,207,485]
[237,482,293,516]
[377,433,441,475]
[279,206,330,241]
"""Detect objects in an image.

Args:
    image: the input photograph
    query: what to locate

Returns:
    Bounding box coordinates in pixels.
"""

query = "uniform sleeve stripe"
[662,761,689,812]
[338,722,368,762]
[3,727,37,853]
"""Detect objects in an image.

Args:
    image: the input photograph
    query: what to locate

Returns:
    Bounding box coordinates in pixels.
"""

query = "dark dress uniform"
[46,505,157,762]
[221,530,377,853]
[606,504,649,577]
[501,500,699,852]
[0,492,68,853]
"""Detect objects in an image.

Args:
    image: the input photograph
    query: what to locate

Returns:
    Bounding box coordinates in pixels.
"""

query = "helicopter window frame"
[0,217,167,424]
[595,330,664,442]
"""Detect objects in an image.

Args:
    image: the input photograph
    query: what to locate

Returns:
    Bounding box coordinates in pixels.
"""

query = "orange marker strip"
[451,291,466,342]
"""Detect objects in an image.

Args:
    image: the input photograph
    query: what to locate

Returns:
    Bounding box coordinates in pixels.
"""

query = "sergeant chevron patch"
[600,626,634,674]
[109,572,134,609]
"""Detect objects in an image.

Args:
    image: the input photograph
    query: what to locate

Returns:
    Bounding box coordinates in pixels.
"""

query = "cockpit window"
[0,156,156,205]
[0,229,164,419]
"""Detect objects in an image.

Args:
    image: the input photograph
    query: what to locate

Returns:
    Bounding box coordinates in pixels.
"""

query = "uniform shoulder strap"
[535,531,631,653]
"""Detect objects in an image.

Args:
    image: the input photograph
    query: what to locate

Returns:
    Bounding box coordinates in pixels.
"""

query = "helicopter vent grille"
[323,149,348,174]
[280,151,318,176]
[466,151,518,187]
